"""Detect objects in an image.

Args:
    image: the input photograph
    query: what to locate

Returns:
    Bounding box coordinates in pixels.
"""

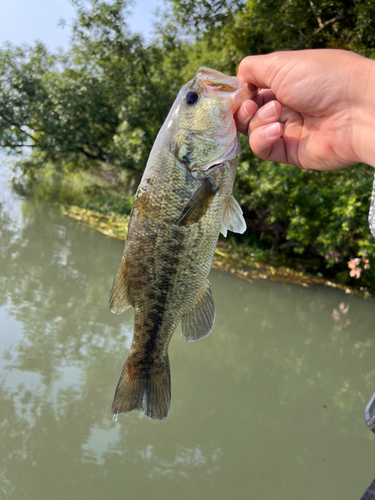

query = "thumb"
[237,52,287,90]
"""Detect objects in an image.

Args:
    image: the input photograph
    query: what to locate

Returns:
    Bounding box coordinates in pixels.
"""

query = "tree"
[163,0,375,284]
[167,0,375,58]
[1,0,375,287]
[0,0,186,174]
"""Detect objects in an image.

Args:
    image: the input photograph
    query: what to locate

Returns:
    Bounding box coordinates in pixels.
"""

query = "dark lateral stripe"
[140,228,185,368]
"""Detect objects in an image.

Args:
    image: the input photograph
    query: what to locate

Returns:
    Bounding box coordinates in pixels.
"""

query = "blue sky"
[0,0,162,50]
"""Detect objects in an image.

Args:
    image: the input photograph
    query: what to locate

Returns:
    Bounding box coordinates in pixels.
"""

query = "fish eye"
[186,91,199,105]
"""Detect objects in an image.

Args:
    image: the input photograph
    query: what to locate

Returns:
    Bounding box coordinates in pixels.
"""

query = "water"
[1,159,375,500]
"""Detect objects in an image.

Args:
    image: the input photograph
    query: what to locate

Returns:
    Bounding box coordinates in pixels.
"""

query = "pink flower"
[349,268,361,279]
[363,259,370,270]
[348,258,362,279]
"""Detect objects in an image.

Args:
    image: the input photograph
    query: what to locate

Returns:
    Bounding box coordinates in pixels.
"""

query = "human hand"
[235,49,375,170]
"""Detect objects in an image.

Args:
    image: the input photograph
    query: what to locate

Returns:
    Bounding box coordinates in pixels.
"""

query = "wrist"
[350,56,375,168]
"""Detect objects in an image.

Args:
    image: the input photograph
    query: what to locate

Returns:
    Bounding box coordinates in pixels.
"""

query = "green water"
[1,160,375,500]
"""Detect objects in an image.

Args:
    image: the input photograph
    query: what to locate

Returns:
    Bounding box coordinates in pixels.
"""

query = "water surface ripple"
[0,159,374,500]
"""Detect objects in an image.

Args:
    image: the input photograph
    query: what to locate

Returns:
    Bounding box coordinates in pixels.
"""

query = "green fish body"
[110,67,253,419]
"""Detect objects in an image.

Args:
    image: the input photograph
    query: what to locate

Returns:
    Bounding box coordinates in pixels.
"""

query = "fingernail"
[243,100,254,117]
[259,102,277,120]
[263,123,281,139]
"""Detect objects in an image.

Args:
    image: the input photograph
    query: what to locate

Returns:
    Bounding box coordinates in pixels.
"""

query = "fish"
[109,67,254,420]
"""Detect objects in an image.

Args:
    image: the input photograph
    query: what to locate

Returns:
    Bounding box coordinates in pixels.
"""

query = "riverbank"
[58,203,373,300]
[11,158,373,300]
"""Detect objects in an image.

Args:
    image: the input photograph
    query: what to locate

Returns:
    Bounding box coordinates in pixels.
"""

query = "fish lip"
[232,82,257,113]
[196,67,256,112]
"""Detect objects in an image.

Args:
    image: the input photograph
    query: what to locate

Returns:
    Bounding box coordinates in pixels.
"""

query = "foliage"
[165,0,375,286]
[2,0,375,288]
[14,160,134,217]
[235,157,375,283]
[168,0,375,57]
[0,43,119,166]
[0,0,188,175]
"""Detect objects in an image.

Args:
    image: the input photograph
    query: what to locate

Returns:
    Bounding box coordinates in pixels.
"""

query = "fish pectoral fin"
[109,258,132,314]
[180,281,215,342]
[220,194,246,238]
[178,177,218,226]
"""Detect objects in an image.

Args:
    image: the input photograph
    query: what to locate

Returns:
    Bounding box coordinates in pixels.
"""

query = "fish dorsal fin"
[220,194,246,237]
[178,177,218,226]
[180,281,215,342]
[109,256,132,314]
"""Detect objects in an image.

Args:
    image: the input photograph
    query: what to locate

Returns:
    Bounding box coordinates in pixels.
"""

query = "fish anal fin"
[181,281,215,342]
[109,258,132,314]
[178,177,218,226]
[112,356,171,420]
[220,194,246,237]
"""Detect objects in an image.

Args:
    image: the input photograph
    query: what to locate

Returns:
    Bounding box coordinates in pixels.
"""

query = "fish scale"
[109,67,254,419]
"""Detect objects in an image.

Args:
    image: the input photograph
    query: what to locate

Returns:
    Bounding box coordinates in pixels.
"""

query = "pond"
[1,159,374,500]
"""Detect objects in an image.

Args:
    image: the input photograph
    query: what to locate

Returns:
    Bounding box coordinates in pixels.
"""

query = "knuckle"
[238,56,252,73]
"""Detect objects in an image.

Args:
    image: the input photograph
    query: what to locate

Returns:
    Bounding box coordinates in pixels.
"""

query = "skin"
[235,49,375,171]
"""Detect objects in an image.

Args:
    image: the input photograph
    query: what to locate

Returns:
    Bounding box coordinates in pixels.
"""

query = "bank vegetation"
[2,0,375,295]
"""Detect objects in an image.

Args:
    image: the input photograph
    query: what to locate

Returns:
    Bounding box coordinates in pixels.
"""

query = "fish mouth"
[196,67,257,112]
[232,83,257,113]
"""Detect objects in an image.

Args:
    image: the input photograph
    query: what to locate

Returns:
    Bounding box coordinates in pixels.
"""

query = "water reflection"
[1,160,375,500]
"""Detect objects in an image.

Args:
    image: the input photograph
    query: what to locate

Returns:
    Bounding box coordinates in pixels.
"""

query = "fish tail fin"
[111,356,171,420]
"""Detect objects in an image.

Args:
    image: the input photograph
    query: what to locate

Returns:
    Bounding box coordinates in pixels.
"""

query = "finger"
[235,99,258,136]
[236,92,278,135]
[264,135,301,167]
[249,123,284,162]
[237,52,296,90]
[253,89,277,108]
[249,103,304,166]
[238,54,280,89]
[249,101,282,133]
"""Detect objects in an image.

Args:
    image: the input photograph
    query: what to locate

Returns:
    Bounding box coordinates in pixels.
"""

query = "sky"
[0,0,162,51]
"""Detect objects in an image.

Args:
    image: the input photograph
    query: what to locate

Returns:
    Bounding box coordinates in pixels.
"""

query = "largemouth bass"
[110,67,254,420]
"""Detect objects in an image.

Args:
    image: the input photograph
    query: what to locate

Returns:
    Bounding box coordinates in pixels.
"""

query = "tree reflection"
[1,181,375,500]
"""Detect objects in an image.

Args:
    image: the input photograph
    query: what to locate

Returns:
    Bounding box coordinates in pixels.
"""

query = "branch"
[78,146,143,175]
[308,0,323,28]
[122,165,142,176]
[279,240,296,250]
[77,146,105,162]
[0,112,38,143]
[0,144,38,148]
[313,15,344,36]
